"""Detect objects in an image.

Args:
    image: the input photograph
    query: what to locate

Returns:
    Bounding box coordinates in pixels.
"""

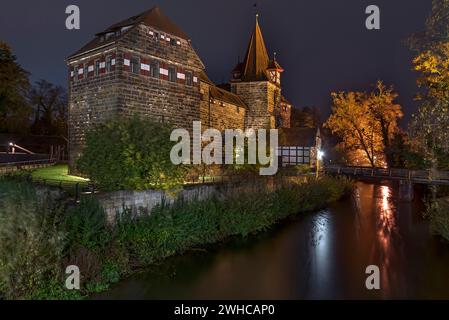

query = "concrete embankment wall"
[95,176,308,222]
[96,184,221,222]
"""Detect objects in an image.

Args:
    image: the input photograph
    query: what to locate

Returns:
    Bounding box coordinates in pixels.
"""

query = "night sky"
[0,0,432,124]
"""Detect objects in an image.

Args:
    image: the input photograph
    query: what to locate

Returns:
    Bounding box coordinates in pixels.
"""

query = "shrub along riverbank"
[427,197,449,242]
[0,176,353,300]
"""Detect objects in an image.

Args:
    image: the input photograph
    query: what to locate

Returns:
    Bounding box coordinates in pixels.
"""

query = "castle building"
[66,6,293,171]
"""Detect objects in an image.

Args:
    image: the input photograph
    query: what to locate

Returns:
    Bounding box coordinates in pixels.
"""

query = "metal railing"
[0,158,56,168]
[325,165,449,185]
[31,177,96,202]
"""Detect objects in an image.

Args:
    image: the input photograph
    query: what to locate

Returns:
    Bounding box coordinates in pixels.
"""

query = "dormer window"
[121,26,132,33]
[105,32,115,40]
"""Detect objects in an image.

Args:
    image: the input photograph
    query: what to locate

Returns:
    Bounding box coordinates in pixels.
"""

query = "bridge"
[324,165,449,201]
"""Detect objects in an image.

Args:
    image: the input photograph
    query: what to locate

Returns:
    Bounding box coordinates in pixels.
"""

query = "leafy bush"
[77,117,187,191]
[63,197,129,291]
[279,164,312,176]
[427,198,449,241]
[65,197,112,250]
[0,180,66,299]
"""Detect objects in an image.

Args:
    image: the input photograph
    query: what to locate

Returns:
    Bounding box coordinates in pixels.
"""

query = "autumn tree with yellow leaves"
[325,81,403,168]
[409,0,449,169]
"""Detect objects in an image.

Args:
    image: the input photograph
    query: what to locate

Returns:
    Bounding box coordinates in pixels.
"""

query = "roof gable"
[68,6,190,59]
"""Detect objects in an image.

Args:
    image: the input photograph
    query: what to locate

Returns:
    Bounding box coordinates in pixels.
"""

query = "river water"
[96,181,449,299]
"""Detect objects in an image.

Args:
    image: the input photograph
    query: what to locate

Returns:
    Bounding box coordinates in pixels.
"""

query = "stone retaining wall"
[95,176,309,222]
[96,184,223,222]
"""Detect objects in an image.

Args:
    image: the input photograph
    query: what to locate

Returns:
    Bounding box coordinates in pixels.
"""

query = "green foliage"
[279,164,312,176]
[0,180,66,299]
[427,197,449,241]
[77,117,187,191]
[65,197,112,251]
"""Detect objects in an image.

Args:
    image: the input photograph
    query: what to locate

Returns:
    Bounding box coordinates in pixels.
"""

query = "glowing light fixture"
[317,150,325,161]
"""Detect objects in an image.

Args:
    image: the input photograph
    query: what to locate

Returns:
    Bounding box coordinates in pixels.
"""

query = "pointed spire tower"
[230,14,284,130]
[241,14,270,81]
[232,14,283,83]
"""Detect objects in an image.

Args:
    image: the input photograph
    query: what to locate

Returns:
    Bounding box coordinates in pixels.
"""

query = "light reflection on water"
[376,185,396,297]
[96,182,449,300]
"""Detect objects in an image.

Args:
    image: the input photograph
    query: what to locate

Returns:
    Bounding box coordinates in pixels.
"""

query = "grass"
[31,164,89,185]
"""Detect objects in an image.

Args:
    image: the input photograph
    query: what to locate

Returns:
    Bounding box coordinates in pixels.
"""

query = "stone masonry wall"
[199,82,245,131]
[231,81,279,130]
[68,48,120,171]
[116,24,205,130]
[276,102,291,128]
[97,184,220,222]
[68,23,206,172]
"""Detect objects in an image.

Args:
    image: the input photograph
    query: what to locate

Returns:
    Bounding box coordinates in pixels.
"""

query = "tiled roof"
[240,16,270,81]
[199,70,214,85]
[101,6,189,40]
[199,70,246,108]
[279,128,319,147]
[68,6,190,59]
[209,86,247,109]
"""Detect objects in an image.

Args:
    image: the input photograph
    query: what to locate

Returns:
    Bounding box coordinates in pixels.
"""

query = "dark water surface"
[95,182,449,299]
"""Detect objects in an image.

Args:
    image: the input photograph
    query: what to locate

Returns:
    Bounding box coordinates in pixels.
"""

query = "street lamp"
[8,142,15,154]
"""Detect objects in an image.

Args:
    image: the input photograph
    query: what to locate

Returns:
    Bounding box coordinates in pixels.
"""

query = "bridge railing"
[324,165,449,183]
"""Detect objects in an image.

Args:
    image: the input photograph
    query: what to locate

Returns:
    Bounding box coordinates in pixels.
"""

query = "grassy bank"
[0,176,353,300]
[31,164,89,185]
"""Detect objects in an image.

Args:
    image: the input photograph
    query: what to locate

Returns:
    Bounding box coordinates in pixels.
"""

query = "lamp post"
[9,142,15,154]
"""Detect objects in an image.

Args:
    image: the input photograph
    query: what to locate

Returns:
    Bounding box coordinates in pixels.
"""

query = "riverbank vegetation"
[427,198,449,242]
[0,175,352,300]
